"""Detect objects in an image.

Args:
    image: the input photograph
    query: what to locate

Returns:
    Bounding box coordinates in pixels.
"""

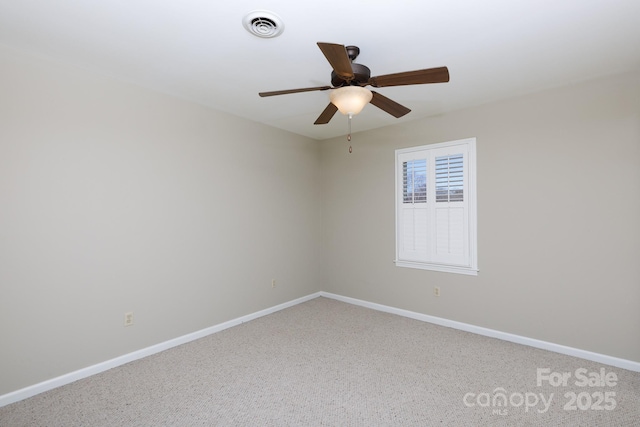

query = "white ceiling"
[1,0,639,140]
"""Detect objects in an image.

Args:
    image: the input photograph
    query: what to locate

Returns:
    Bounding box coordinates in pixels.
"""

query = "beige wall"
[0,47,322,395]
[1,43,639,398]
[321,71,640,363]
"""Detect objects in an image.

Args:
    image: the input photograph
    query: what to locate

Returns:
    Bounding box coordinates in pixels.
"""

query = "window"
[395,138,477,275]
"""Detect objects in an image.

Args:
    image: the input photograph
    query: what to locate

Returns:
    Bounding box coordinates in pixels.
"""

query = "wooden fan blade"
[369,91,411,118]
[259,86,333,97]
[317,42,354,81]
[314,103,339,125]
[368,67,449,88]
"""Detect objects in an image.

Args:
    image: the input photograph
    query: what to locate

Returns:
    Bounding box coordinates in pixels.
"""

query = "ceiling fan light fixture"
[329,86,373,116]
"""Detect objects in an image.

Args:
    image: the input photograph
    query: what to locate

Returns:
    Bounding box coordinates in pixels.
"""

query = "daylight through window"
[395,138,477,275]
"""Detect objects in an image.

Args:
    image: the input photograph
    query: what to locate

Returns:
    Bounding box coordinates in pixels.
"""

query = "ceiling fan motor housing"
[331,63,371,87]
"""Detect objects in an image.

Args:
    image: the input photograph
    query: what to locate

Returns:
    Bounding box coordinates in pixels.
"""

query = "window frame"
[395,138,478,276]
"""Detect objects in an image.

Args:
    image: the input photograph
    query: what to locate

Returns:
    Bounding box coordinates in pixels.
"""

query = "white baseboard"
[0,292,322,408]
[319,291,640,373]
[3,290,638,408]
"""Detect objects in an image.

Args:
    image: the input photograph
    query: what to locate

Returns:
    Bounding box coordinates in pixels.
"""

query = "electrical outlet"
[271,279,276,288]
[434,287,441,297]
[124,312,134,326]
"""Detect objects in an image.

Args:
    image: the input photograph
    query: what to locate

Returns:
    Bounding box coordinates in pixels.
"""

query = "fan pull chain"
[347,113,353,153]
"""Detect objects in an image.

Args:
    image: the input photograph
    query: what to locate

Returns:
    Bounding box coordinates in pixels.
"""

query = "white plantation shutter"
[398,154,428,261]
[401,208,428,260]
[431,150,469,266]
[396,138,477,275]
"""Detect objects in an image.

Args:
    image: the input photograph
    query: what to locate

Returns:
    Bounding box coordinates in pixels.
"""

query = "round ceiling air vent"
[242,10,284,38]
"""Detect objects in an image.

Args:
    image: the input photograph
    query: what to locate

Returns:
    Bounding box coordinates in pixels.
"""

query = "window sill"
[394,260,478,276]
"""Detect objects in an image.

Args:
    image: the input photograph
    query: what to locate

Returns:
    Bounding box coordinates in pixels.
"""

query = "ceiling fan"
[259,42,450,125]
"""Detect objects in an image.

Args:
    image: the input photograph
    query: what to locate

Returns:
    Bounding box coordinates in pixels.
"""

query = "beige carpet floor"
[1,296,639,426]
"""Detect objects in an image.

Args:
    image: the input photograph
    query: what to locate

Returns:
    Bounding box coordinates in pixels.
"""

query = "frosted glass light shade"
[329,86,373,115]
